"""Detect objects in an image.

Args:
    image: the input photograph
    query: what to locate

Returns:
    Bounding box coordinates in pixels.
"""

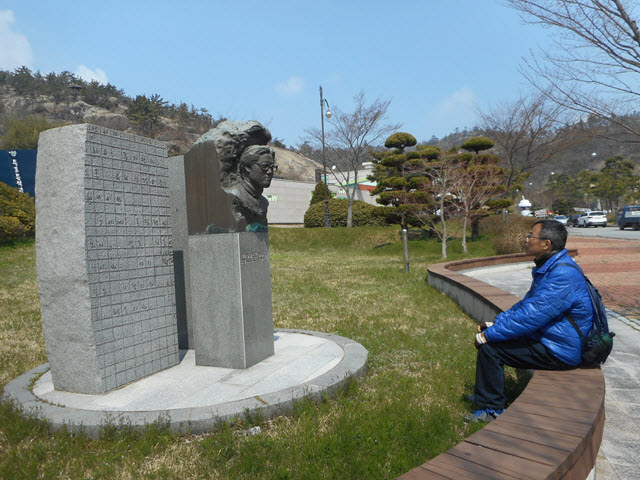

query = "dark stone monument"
[184,121,276,368]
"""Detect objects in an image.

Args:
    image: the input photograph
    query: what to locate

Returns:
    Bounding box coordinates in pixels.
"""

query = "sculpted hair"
[534,219,567,250]
[239,145,275,168]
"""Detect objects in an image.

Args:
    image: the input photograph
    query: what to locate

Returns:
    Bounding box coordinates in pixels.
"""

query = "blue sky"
[1,1,551,147]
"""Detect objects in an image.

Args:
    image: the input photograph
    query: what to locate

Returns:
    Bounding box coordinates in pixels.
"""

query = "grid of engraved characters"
[84,127,178,391]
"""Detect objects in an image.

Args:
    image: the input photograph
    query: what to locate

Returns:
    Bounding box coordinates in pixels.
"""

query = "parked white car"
[577,211,607,227]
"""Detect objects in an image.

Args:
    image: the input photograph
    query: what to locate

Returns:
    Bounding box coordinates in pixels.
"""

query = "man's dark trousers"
[474,339,573,410]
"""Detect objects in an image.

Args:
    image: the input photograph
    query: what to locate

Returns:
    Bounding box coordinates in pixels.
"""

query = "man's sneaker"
[464,408,504,423]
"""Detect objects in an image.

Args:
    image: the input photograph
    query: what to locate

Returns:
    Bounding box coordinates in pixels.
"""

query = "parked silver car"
[553,215,568,225]
[577,211,607,227]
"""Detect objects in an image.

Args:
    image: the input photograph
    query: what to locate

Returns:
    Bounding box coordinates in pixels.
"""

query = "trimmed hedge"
[0,182,35,245]
[304,198,388,228]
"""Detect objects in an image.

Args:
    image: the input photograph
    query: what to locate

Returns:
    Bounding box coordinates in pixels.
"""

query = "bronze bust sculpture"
[225,145,277,232]
[186,120,277,234]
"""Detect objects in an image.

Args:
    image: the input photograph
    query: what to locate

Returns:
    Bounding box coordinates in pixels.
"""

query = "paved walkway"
[464,236,640,480]
[567,236,640,319]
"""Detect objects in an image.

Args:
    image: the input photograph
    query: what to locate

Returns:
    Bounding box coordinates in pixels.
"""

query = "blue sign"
[0,150,37,197]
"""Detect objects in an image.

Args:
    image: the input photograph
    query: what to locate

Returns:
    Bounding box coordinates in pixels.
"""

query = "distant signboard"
[0,149,37,197]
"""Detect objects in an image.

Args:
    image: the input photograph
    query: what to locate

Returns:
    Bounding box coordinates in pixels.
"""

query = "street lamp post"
[320,86,332,227]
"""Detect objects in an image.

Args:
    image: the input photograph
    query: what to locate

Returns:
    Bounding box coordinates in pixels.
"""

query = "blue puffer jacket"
[484,248,594,366]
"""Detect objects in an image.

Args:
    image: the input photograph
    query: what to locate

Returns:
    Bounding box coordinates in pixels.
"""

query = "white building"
[264,162,379,224]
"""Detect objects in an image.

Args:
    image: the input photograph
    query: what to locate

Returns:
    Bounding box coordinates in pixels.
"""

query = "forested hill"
[1,67,639,186]
[424,120,640,187]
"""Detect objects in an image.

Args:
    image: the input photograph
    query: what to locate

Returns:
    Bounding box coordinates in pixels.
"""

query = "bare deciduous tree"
[479,93,581,192]
[416,155,465,259]
[451,156,508,253]
[506,0,640,140]
[306,92,400,227]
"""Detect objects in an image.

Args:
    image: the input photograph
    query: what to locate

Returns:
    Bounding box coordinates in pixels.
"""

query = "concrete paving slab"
[2,329,367,437]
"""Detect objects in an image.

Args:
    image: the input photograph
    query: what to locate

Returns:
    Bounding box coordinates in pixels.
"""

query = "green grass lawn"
[0,227,526,480]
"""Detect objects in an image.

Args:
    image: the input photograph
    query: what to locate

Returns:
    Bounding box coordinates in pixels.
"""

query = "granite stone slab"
[36,124,179,394]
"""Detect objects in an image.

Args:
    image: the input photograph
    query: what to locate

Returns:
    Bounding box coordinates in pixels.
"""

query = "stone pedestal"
[189,232,274,368]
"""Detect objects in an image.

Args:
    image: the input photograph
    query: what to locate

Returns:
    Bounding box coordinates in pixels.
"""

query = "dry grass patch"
[0,228,511,480]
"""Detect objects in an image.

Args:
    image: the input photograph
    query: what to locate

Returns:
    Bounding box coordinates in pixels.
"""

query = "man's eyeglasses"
[526,233,548,240]
[257,163,278,173]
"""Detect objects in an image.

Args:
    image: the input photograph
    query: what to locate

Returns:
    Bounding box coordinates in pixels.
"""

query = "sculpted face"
[246,153,277,189]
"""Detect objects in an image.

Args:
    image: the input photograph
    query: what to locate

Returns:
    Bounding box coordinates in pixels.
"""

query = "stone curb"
[1,329,368,437]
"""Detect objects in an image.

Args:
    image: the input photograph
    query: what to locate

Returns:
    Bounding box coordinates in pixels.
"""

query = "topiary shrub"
[304,198,387,227]
[461,136,494,154]
[384,132,417,151]
[0,182,35,244]
[309,182,330,205]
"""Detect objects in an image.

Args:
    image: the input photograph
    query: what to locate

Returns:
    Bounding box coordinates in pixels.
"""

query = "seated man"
[466,219,594,422]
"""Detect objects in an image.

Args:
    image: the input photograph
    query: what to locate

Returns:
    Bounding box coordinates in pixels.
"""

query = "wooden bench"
[397,253,605,480]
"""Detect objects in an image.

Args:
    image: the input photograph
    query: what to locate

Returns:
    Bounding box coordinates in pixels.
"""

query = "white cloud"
[433,86,475,117]
[75,65,109,84]
[0,10,34,70]
[427,86,477,135]
[275,76,304,96]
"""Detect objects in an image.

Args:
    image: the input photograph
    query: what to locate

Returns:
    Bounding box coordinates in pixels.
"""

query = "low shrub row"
[0,182,35,245]
[304,198,388,228]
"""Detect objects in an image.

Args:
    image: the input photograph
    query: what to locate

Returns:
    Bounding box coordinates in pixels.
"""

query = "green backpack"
[556,262,616,367]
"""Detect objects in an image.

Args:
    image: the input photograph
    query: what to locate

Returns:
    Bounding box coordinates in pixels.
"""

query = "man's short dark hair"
[534,219,567,251]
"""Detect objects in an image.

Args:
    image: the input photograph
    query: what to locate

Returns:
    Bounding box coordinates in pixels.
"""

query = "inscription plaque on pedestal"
[189,232,274,369]
[36,124,179,394]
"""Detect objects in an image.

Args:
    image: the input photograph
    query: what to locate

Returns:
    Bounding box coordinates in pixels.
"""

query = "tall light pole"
[320,86,332,227]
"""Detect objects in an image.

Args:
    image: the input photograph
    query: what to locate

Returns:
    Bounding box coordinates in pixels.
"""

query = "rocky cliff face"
[0,87,321,182]
[268,146,321,182]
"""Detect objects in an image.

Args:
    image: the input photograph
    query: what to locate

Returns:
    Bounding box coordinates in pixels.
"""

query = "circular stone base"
[2,329,367,437]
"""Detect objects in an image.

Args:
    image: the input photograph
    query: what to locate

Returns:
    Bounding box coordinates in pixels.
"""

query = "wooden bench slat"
[517,383,603,410]
[524,380,603,393]
[515,393,602,417]
[528,375,603,388]
[510,393,601,415]
[447,441,555,479]
[421,457,523,480]
[484,419,580,453]
[498,410,593,437]
[395,464,452,480]
[464,428,572,467]
[427,452,534,480]
[506,401,599,424]
[533,368,602,380]
[526,374,603,390]
[483,420,597,479]
[514,391,603,414]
